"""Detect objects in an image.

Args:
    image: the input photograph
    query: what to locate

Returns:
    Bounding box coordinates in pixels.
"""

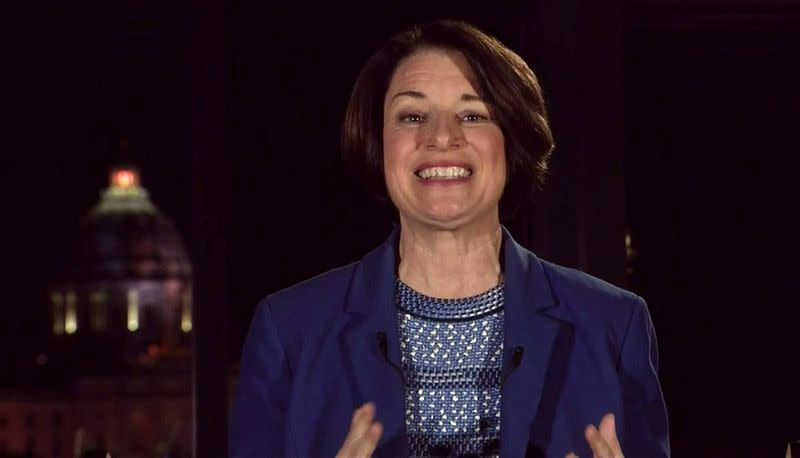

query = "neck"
[397,216,503,299]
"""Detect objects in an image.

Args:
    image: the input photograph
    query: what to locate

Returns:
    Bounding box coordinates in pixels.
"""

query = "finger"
[585,424,614,458]
[352,421,383,457]
[346,403,375,442]
[565,453,579,458]
[340,403,375,453]
[598,413,622,453]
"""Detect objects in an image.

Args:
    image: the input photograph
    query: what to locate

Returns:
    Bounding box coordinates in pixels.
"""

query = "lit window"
[624,229,637,276]
[90,290,108,331]
[127,289,139,332]
[65,291,77,334]
[51,291,64,335]
[624,229,636,260]
[181,289,192,333]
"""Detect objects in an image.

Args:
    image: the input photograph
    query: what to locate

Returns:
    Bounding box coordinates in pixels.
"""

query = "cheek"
[470,128,507,175]
[383,128,417,174]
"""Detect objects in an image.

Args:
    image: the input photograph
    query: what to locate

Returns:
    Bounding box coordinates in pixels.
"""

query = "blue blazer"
[230,227,670,457]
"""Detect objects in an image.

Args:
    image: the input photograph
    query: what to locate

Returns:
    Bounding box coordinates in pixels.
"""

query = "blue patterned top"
[395,278,505,457]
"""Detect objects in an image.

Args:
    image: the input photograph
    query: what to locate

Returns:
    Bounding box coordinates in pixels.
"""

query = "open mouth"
[414,166,473,180]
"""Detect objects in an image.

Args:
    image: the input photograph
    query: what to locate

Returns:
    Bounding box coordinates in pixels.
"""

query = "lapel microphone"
[376,331,406,383]
[500,346,525,387]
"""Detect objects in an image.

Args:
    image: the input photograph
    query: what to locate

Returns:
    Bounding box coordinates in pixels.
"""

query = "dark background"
[3,0,800,456]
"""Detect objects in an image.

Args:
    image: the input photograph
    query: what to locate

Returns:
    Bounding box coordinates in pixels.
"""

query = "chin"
[399,200,499,230]
[419,208,479,229]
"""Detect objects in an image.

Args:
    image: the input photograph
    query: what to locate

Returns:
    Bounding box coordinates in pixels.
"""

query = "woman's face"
[383,49,506,230]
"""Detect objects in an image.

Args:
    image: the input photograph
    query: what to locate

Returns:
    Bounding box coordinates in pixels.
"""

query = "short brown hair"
[341,19,554,218]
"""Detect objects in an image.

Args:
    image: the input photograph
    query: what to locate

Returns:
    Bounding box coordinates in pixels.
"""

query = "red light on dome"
[112,169,138,188]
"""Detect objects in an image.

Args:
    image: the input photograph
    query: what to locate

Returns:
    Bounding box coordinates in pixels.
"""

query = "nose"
[424,114,465,151]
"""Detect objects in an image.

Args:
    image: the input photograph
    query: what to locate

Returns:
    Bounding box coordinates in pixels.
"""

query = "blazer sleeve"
[230,298,293,458]
[617,296,671,457]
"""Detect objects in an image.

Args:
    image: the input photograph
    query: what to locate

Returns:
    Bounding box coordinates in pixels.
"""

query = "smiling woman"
[342,22,553,221]
[382,51,507,235]
[230,20,669,458]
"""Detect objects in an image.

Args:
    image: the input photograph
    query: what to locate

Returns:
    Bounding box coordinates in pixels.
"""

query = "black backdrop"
[626,7,800,455]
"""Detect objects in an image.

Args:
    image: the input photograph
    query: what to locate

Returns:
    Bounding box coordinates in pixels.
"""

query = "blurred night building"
[0,168,193,458]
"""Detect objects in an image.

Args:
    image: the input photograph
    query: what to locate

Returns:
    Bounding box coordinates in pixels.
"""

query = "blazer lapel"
[341,226,409,456]
[500,227,573,457]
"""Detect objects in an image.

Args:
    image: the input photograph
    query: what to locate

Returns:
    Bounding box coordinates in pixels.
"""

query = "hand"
[336,402,383,458]
[566,413,623,458]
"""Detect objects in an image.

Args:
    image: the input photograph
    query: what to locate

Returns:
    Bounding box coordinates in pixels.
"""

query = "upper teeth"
[417,167,471,179]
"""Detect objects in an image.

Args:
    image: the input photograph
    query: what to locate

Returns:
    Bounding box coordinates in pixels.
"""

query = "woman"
[230,20,669,458]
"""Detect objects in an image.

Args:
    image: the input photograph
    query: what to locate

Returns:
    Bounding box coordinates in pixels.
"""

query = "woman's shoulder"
[264,261,359,312]
[540,260,640,304]
[504,227,643,315]
[535,257,646,324]
[532,258,653,348]
[245,262,360,349]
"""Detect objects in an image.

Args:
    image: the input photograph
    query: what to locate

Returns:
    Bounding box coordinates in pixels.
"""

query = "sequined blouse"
[395,278,505,457]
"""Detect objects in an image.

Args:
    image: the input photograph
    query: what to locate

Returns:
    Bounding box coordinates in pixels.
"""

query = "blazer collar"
[342,225,571,456]
[341,225,407,456]
[499,226,571,456]
[343,223,399,317]
[342,224,558,312]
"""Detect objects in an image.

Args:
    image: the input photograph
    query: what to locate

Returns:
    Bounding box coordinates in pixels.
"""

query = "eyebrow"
[391,90,425,101]
[460,93,484,102]
[391,91,485,102]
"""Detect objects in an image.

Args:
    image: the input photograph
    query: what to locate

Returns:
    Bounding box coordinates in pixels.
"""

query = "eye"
[398,112,427,123]
[460,113,489,123]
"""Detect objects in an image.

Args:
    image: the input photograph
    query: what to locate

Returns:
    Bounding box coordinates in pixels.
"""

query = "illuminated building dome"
[49,167,193,372]
[71,168,191,282]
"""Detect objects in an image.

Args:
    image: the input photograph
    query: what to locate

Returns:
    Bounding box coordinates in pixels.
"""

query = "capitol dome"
[70,168,191,283]
[49,167,193,371]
